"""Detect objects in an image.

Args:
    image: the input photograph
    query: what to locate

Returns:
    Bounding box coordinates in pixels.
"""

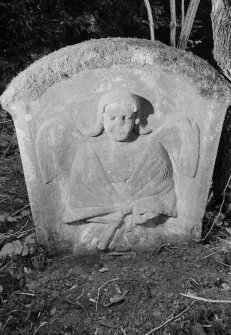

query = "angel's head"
[102,101,136,141]
[81,90,151,141]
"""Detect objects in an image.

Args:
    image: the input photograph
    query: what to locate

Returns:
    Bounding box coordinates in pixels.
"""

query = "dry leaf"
[17,210,30,219]
[24,234,36,244]
[0,240,23,258]
[22,245,29,257]
[99,267,110,273]
[24,267,32,274]
[50,307,56,315]
[114,283,121,294]
[7,216,17,223]
[107,289,128,307]
[69,284,78,291]
[0,215,6,223]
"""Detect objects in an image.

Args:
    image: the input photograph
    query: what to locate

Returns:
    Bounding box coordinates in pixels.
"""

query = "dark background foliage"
[0,0,213,90]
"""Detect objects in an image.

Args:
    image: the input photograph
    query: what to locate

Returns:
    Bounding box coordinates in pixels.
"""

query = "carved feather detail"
[152,114,200,178]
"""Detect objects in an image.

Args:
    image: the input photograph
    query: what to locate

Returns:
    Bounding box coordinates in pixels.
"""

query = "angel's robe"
[63,133,177,225]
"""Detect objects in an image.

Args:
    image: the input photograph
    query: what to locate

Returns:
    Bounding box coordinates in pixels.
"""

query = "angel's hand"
[116,205,132,217]
[132,207,157,224]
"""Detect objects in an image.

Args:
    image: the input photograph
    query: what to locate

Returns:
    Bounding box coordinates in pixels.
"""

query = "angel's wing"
[36,116,82,184]
[152,114,200,178]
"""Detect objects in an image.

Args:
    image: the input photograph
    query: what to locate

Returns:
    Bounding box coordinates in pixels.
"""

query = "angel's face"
[103,103,136,142]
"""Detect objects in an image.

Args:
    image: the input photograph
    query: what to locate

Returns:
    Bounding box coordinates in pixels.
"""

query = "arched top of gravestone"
[1,38,231,110]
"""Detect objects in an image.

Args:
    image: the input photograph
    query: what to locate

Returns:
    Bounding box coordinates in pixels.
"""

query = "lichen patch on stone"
[1,38,231,111]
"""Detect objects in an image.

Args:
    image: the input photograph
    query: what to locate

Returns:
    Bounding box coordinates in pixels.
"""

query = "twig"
[157,243,171,254]
[16,227,35,238]
[0,120,13,124]
[77,291,85,300]
[1,316,11,333]
[187,278,200,286]
[67,290,85,299]
[17,219,29,233]
[181,293,231,304]
[215,260,231,268]
[19,227,35,235]
[96,278,119,312]
[0,219,30,240]
[0,260,12,272]
[144,302,195,335]
[58,291,88,316]
[202,251,221,259]
[169,246,186,251]
[33,322,48,335]
[2,133,16,157]
[63,297,88,315]
[14,292,35,296]
[1,309,25,316]
[201,174,231,241]
[0,0,18,8]
[12,204,30,217]
[0,226,35,241]
[143,0,155,41]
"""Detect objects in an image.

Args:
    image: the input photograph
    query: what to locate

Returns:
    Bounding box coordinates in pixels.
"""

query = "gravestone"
[1,38,230,254]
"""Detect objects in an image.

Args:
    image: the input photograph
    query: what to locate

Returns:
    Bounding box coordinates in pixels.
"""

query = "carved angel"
[36,89,199,251]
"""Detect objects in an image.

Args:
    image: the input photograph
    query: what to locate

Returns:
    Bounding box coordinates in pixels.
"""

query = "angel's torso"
[92,134,151,183]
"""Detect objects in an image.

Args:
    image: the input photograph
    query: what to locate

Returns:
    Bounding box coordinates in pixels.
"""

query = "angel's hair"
[80,90,151,137]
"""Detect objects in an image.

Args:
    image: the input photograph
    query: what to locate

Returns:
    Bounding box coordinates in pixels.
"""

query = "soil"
[1,136,231,335]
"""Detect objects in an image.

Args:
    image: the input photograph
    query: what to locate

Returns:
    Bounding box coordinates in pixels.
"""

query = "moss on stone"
[1,38,231,110]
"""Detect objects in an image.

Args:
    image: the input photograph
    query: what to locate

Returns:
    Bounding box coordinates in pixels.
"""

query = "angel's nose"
[116,116,124,126]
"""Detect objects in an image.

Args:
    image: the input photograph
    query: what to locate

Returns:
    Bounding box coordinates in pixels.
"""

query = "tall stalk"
[177,0,200,50]
[170,0,176,47]
[181,0,185,28]
[144,0,155,41]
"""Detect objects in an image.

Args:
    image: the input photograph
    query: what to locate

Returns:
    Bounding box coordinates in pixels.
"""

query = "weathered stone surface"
[1,38,230,254]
